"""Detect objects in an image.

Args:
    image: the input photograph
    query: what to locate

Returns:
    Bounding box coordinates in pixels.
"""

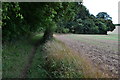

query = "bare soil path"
[54,34,119,77]
[19,39,44,78]
[19,46,38,78]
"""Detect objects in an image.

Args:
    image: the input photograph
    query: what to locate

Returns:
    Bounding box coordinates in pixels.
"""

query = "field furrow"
[54,34,119,77]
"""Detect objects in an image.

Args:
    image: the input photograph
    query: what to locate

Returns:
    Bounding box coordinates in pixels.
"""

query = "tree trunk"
[43,28,53,42]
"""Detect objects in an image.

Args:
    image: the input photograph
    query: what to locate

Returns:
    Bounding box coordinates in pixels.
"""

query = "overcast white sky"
[83,0,119,24]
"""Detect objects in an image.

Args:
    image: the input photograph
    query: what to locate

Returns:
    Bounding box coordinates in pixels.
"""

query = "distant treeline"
[55,5,115,34]
[114,24,120,26]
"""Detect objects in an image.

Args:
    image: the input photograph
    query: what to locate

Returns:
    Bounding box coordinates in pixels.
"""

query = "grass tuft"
[3,38,33,78]
[28,38,109,78]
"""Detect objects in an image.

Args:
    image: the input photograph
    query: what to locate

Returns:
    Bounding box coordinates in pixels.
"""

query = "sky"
[83,0,119,24]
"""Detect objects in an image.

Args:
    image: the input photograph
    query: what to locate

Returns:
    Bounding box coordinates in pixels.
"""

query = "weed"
[2,38,33,78]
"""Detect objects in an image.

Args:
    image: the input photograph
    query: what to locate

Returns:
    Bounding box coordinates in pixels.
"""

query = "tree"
[2,2,24,41]
[96,12,115,34]
[2,2,81,41]
[105,20,115,31]
[55,2,84,34]
[95,19,107,34]
[96,12,112,20]
[74,19,84,34]
[75,5,90,20]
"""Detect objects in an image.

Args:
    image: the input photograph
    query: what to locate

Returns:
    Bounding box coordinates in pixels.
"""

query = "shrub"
[63,28,69,33]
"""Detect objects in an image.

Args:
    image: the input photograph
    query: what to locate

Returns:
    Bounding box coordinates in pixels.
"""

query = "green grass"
[66,34,118,52]
[2,38,33,78]
[70,34,118,41]
[2,33,44,78]
[29,33,44,44]
[67,34,118,45]
[28,38,108,78]
[3,33,111,78]
[89,34,118,40]
[0,43,2,79]
[27,39,84,78]
[27,45,49,78]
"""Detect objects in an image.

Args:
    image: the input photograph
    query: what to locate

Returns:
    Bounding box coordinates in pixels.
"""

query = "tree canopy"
[96,12,112,20]
[62,6,115,34]
[2,2,115,42]
[2,2,78,41]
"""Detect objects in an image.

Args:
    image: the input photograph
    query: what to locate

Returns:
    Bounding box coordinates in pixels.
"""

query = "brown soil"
[54,34,119,78]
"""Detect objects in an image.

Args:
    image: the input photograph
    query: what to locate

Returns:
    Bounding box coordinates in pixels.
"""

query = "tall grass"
[2,33,44,78]
[28,38,109,78]
[2,38,33,78]
[3,33,110,78]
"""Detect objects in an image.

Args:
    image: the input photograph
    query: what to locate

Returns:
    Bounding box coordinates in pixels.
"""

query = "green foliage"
[76,5,90,20]
[2,33,43,78]
[82,19,96,34]
[28,39,84,78]
[3,38,33,78]
[96,12,112,20]
[105,20,115,31]
[63,5,115,34]
[95,20,107,34]
[114,24,120,26]
[2,2,80,41]
[55,25,69,33]
[92,26,99,33]
[62,28,69,33]
[2,2,115,41]
[30,33,44,45]
[55,3,82,34]
[2,2,24,41]
[27,45,48,78]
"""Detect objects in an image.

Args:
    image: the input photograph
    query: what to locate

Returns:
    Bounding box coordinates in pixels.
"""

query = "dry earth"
[54,34,119,77]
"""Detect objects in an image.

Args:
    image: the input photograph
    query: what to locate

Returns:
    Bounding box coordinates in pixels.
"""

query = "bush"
[63,28,69,33]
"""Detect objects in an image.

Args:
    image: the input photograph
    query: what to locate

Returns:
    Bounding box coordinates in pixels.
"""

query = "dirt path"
[54,34,119,77]
[19,46,37,78]
[19,39,43,78]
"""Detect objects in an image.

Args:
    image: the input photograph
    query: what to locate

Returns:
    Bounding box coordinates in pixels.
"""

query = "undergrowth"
[3,33,109,78]
[2,33,43,78]
[28,38,108,78]
[2,38,33,78]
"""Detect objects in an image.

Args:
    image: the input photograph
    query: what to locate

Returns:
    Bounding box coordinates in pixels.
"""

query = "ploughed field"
[54,34,119,77]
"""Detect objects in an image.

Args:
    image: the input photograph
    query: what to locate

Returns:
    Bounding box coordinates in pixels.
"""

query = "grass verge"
[3,33,110,78]
[2,38,33,78]
[2,33,43,78]
[28,38,109,78]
